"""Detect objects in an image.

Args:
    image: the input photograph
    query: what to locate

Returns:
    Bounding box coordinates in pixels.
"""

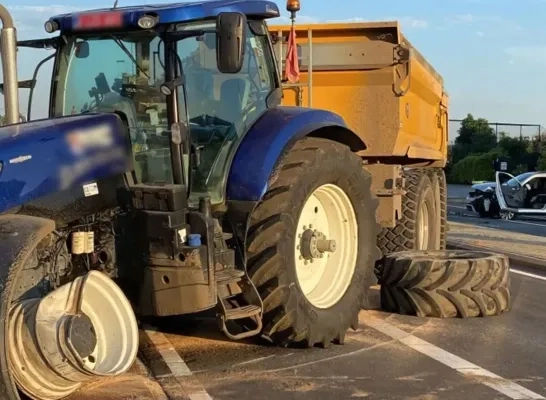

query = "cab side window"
[176,22,277,205]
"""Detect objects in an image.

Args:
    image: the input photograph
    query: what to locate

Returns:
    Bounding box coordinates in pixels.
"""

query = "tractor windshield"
[51,22,277,205]
[51,31,173,185]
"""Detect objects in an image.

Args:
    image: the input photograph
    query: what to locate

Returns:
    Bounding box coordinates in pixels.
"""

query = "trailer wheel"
[378,169,439,255]
[379,250,511,318]
[245,137,381,347]
[428,168,447,250]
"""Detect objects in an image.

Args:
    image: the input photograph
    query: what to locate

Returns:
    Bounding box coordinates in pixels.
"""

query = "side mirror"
[216,12,246,74]
[75,41,90,58]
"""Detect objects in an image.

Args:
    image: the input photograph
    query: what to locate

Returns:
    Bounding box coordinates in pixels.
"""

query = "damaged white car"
[495,171,546,219]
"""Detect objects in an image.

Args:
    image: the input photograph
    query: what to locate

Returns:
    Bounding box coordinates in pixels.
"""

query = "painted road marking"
[502,219,546,228]
[363,312,545,400]
[449,204,546,227]
[144,327,213,400]
[511,269,546,281]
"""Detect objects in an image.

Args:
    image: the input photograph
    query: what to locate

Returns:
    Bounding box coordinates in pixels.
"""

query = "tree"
[451,114,497,164]
[538,151,546,171]
[455,113,496,152]
[498,135,529,161]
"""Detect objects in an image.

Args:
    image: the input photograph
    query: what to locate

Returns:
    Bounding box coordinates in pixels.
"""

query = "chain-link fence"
[449,119,544,145]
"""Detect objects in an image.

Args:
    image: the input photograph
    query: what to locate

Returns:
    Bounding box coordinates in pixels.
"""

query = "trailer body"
[270,22,449,166]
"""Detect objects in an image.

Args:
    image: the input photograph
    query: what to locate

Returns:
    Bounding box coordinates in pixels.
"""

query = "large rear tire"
[379,250,511,318]
[377,168,439,255]
[245,137,381,347]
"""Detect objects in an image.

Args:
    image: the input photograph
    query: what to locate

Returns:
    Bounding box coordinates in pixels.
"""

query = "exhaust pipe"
[0,5,19,124]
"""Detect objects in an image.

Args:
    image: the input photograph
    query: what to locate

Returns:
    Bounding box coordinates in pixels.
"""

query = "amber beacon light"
[286,0,300,19]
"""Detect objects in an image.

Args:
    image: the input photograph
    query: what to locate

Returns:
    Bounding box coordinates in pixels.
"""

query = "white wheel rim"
[294,184,358,309]
[417,201,430,249]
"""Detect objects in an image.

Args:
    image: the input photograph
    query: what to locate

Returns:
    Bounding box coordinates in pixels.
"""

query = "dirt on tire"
[242,137,381,347]
[377,168,440,255]
[378,250,511,318]
[428,168,447,250]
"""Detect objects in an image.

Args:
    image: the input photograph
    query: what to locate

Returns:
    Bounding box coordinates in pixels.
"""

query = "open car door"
[495,171,546,215]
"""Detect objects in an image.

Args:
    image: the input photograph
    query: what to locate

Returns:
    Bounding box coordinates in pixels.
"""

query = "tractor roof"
[49,0,280,33]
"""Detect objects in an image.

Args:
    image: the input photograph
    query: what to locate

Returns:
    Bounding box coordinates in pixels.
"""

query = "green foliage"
[498,134,528,160]
[452,114,497,164]
[538,151,546,171]
[447,114,544,183]
[512,164,528,175]
[449,151,498,184]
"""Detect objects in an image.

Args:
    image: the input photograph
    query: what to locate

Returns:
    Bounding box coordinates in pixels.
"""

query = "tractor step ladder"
[215,267,263,340]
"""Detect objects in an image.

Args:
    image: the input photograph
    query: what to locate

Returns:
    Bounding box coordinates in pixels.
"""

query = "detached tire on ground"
[245,137,381,347]
[378,168,439,255]
[379,250,511,318]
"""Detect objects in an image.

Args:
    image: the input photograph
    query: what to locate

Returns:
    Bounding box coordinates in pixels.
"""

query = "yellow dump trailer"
[269,21,448,164]
[269,22,449,252]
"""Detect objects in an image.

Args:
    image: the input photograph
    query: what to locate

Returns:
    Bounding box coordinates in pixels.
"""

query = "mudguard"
[0,214,55,400]
[0,113,131,213]
[226,106,365,202]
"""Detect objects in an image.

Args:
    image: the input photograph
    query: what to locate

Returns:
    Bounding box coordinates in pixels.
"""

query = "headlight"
[138,15,158,29]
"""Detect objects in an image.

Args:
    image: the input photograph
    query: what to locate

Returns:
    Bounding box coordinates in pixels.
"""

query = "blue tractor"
[0,1,380,398]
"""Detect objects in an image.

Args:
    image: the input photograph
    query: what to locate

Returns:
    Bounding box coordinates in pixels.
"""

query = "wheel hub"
[65,313,98,361]
[299,228,337,260]
[293,184,358,309]
[8,271,139,400]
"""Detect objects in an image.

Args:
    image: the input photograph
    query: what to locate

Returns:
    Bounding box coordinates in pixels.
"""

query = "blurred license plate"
[75,12,123,30]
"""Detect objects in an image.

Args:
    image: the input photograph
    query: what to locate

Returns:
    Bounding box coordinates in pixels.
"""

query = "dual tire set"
[376,168,512,319]
[245,140,511,350]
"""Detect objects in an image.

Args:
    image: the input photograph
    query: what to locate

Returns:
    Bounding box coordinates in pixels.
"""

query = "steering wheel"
[120,83,163,99]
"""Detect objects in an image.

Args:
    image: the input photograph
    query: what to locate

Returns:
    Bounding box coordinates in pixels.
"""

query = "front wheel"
[500,211,516,220]
[0,216,138,400]
[245,137,381,347]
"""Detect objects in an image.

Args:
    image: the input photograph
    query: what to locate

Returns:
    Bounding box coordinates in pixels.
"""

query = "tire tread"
[245,137,381,347]
[379,250,511,318]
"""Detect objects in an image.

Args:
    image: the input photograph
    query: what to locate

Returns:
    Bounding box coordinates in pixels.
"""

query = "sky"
[3,0,546,140]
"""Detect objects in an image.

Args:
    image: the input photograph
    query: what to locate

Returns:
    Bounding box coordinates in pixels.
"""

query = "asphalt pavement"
[72,265,546,400]
[69,184,546,400]
[166,267,546,400]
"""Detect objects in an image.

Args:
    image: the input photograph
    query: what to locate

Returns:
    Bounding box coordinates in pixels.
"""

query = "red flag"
[284,24,300,83]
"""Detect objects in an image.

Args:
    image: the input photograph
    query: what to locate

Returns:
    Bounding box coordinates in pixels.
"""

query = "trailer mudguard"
[226,106,366,202]
[0,214,56,400]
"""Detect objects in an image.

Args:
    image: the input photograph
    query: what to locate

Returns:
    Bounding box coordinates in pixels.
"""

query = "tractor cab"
[11,0,282,206]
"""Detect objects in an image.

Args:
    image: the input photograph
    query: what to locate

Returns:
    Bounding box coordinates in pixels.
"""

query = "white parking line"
[144,328,213,400]
[511,269,546,281]
[363,313,545,400]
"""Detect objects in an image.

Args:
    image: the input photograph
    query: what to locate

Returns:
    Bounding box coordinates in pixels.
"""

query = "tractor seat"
[214,78,250,128]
